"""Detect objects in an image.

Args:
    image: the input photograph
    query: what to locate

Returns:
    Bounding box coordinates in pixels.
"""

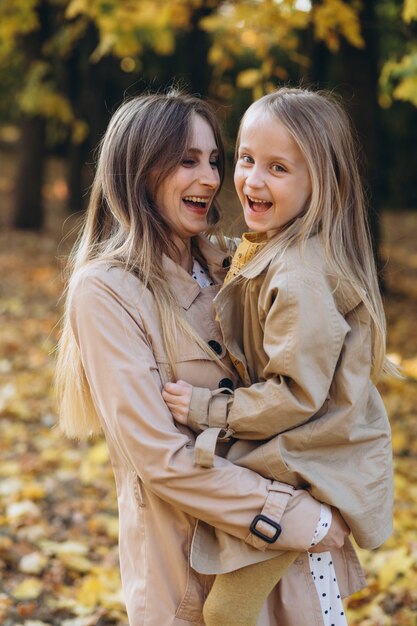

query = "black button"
[208,340,222,355]
[222,257,231,268]
[218,378,234,391]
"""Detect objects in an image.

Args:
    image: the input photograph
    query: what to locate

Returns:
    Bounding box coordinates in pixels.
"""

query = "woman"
[55,91,362,625]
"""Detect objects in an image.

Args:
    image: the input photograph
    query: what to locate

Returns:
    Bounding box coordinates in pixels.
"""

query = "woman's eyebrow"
[186,147,219,154]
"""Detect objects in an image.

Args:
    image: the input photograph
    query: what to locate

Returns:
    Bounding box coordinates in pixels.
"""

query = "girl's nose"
[245,167,264,189]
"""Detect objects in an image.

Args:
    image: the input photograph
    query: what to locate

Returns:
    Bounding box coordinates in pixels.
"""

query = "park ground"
[0,163,416,625]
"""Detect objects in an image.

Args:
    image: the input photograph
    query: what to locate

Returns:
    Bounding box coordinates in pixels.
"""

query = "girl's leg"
[203,551,298,626]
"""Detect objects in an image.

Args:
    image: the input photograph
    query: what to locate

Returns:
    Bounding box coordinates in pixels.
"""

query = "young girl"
[163,88,394,626]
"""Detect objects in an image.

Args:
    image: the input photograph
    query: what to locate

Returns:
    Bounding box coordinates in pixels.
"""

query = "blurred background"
[0,1,416,625]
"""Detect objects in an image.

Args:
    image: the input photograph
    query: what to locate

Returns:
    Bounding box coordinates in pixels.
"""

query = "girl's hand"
[309,508,350,553]
[162,380,193,425]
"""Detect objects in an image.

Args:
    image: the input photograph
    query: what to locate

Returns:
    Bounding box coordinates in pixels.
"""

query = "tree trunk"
[13,116,46,229]
[64,25,130,214]
[339,0,384,282]
[164,0,218,95]
[13,1,48,230]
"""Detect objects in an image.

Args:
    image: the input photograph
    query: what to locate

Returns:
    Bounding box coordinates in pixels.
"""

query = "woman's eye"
[210,159,219,169]
[182,158,196,167]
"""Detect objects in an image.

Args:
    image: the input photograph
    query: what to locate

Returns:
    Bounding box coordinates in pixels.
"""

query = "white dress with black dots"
[310,505,348,626]
[192,260,348,626]
[192,258,214,287]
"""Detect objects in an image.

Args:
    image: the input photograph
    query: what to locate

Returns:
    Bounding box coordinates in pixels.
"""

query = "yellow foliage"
[59,553,95,573]
[0,0,39,62]
[18,62,74,123]
[76,567,125,609]
[72,120,90,145]
[380,51,417,108]
[22,481,46,500]
[76,575,102,608]
[376,547,415,589]
[66,0,91,20]
[313,0,364,52]
[393,74,417,106]
[237,68,262,89]
[83,0,194,61]
[40,540,89,556]
[403,0,417,23]
[12,577,43,600]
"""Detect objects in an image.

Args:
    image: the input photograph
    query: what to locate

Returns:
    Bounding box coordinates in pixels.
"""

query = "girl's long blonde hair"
[236,87,392,381]
[56,91,226,439]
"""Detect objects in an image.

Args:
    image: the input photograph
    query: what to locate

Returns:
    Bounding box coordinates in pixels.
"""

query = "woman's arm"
[70,270,333,553]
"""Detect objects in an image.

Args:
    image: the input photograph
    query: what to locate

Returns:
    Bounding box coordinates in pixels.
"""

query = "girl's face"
[155,114,220,241]
[234,110,312,237]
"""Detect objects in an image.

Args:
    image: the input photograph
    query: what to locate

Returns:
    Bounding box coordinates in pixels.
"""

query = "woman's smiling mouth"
[182,195,211,211]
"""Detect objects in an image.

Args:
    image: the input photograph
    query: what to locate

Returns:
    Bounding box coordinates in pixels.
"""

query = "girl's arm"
[165,269,349,440]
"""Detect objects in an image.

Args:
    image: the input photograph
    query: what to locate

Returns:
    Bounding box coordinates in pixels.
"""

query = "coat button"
[218,378,234,391]
[222,257,231,268]
[208,339,222,355]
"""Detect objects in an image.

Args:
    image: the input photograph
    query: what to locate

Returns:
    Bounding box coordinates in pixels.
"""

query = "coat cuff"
[245,483,295,551]
[188,386,230,433]
[245,484,322,553]
[194,427,233,468]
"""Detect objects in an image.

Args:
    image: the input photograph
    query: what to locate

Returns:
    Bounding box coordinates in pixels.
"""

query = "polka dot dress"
[310,505,348,626]
[191,258,214,287]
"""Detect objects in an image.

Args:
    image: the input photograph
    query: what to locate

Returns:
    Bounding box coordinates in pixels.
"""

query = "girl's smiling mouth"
[247,195,273,213]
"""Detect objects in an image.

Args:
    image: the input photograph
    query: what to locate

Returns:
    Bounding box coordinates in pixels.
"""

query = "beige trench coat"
[70,235,365,626]
[189,234,393,561]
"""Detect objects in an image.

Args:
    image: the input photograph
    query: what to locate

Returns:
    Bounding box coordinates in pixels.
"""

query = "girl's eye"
[272,164,285,173]
[240,155,254,164]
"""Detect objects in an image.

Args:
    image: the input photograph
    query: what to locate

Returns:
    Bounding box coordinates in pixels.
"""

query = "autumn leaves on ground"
[0,213,416,626]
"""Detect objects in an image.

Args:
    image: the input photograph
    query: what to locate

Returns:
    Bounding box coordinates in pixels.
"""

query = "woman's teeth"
[183,196,208,207]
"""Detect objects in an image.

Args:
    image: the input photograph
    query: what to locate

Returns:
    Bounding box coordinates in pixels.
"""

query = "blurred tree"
[6,0,49,229]
[0,0,415,230]
[380,0,417,105]
[339,0,385,278]
[378,0,417,209]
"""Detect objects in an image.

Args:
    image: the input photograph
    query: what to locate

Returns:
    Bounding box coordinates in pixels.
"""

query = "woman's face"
[155,114,221,241]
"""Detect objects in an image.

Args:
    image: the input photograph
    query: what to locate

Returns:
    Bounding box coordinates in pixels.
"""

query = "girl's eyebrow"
[238,145,294,165]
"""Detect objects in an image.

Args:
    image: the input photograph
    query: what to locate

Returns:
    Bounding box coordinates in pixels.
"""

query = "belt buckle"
[249,514,282,544]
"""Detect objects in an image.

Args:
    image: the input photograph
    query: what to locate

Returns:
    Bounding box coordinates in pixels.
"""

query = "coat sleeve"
[188,264,350,440]
[69,272,321,552]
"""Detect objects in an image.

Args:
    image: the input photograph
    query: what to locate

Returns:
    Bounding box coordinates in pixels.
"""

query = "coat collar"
[162,235,231,310]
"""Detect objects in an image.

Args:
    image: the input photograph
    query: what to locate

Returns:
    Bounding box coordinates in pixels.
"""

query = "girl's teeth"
[248,196,270,204]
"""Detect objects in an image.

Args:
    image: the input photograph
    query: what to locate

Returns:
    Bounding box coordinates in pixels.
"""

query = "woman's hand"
[309,508,350,553]
[162,380,193,425]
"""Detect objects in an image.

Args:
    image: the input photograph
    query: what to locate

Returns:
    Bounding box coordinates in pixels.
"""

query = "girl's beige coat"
[189,234,393,558]
[70,235,365,626]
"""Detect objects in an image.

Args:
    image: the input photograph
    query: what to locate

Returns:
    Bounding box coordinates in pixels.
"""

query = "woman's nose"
[199,164,220,188]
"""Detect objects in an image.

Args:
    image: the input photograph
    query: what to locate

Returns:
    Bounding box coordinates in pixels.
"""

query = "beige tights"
[203,551,298,626]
